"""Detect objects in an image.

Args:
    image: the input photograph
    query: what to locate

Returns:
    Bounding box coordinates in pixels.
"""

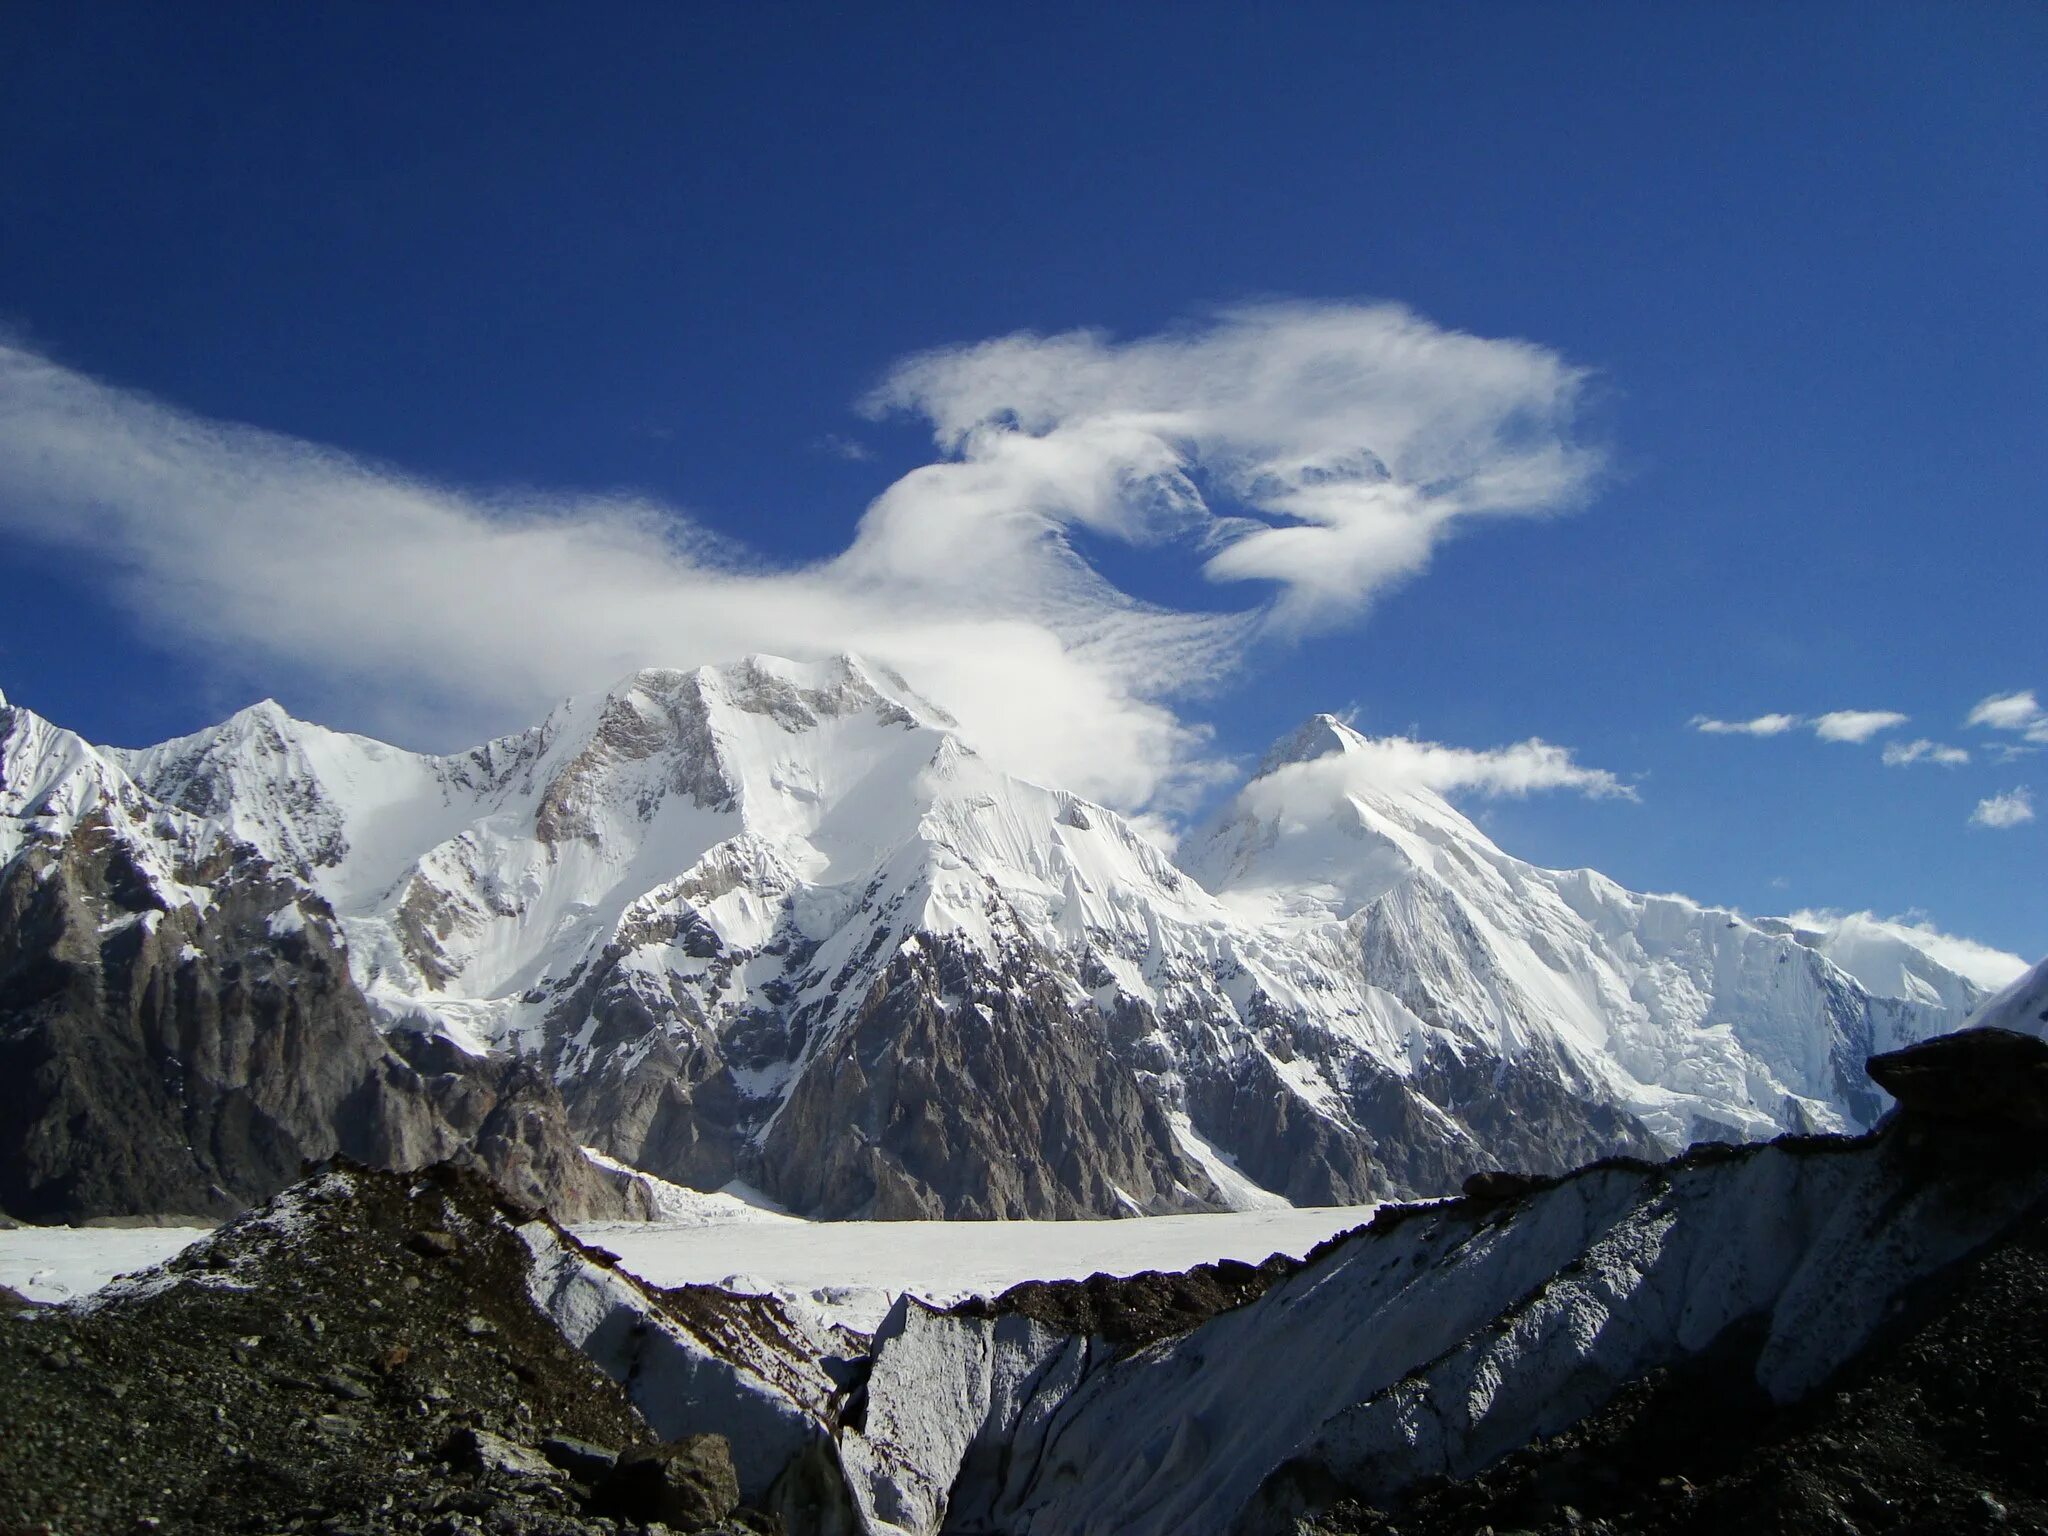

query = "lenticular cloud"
[865,301,1603,630]
[0,303,1605,812]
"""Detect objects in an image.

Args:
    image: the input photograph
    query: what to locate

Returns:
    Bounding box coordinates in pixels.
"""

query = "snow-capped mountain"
[0,659,2009,1221]
[1963,954,2048,1039]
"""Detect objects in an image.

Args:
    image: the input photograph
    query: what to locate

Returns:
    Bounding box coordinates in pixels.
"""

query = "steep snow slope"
[3,663,1995,1220]
[1185,714,1980,1147]
[1964,956,2048,1039]
[1757,909,2025,1012]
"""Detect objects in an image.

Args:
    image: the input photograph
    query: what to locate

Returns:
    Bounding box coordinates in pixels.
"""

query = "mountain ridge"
[0,653,2018,1221]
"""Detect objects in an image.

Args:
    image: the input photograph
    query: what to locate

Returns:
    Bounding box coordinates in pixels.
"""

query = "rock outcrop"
[0,784,649,1223]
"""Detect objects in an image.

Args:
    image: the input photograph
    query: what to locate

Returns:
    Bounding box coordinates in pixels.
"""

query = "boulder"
[1461,1168,1549,1204]
[1866,1028,2048,1128]
[540,1434,619,1483]
[441,1426,560,1482]
[592,1432,741,1529]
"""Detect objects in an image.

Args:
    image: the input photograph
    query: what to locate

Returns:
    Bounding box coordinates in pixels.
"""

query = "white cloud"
[864,301,1601,631]
[1811,709,1909,744]
[1692,712,1803,737]
[1691,709,1908,744]
[1781,908,2029,993]
[1250,733,1635,809]
[1967,689,2048,744]
[0,308,1606,814]
[1881,738,1969,767]
[1971,788,2036,830]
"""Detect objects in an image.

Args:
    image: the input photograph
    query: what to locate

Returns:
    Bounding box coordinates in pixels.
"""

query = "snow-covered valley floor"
[2,1204,1377,1330]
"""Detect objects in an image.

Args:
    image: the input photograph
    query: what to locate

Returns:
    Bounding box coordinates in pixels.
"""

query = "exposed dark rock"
[951,1252,1301,1349]
[1868,1027,2048,1129]
[591,1433,741,1529]
[0,1159,780,1535]
[0,819,649,1224]
[1461,1167,1550,1203]
[750,938,1220,1218]
[539,1434,618,1482]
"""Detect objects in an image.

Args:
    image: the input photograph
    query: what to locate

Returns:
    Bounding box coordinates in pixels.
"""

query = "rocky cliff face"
[0,710,649,1223]
[0,657,2005,1221]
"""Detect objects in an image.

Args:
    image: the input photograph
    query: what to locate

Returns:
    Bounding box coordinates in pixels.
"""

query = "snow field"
[0,1205,1377,1326]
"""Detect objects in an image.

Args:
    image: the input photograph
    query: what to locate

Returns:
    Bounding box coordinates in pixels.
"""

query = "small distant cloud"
[1768,874,1791,891]
[1882,738,1969,768]
[1691,709,1907,744]
[1970,787,2035,830]
[1812,709,1909,744]
[1692,712,1802,737]
[816,433,873,462]
[1966,689,2048,744]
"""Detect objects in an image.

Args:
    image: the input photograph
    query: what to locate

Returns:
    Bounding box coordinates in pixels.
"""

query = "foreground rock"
[0,1160,792,1534]
[4,1027,2046,1535]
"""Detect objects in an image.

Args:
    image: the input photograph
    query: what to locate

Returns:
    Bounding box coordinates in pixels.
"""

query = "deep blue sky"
[1,4,2042,955]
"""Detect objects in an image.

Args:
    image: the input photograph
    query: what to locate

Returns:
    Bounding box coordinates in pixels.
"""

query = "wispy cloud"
[1691,712,1802,737]
[1811,709,1909,744]
[1781,908,2028,991]
[1691,709,1907,744]
[1881,738,1969,768]
[1241,733,1634,826]
[0,305,1608,815]
[1970,787,2036,830]
[865,301,1602,631]
[1967,689,2048,744]
[815,432,872,462]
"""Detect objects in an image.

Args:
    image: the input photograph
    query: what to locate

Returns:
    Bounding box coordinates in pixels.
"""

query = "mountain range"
[0,654,2013,1222]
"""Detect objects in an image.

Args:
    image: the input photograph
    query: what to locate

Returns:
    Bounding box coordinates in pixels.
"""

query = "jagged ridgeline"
[0,658,1995,1221]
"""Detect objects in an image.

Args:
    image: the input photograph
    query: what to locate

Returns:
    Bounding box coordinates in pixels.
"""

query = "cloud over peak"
[865,301,1602,631]
[0,304,1608,816]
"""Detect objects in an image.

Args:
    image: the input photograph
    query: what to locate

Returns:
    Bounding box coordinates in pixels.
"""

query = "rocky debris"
[8,1028,2048,1536]
[0,1159,773,1535]
[950,1252,1300,1349]
[441,1425,560,1481]
[541,1435,619,1483]
[1868,1026,2048,1129]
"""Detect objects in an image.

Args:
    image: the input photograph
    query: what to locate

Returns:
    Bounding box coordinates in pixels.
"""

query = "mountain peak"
[1254,713,1361,779]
